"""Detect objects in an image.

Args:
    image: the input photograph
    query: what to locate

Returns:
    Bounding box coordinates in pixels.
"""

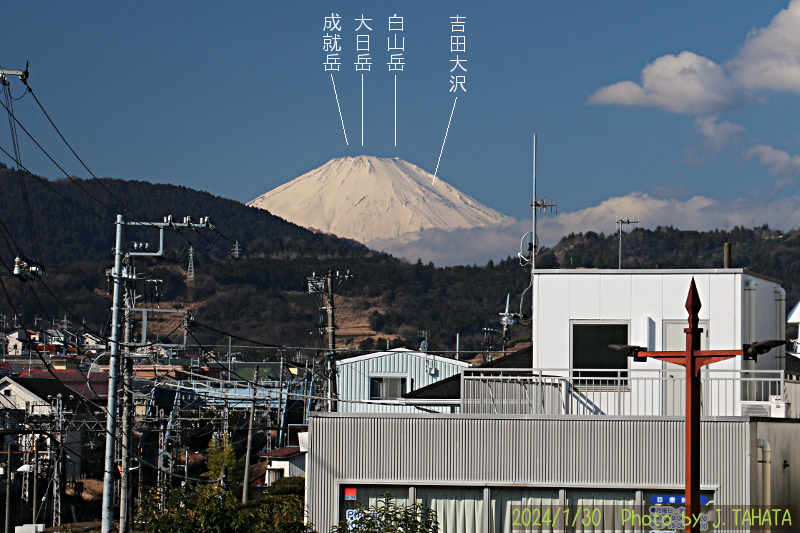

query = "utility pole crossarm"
[0,65,28,85]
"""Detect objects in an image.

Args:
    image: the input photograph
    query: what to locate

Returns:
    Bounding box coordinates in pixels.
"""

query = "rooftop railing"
[461,368,800,417]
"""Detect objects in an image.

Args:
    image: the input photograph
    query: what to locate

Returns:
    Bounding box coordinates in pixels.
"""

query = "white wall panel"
[600,275,631,320]
[535,274,570,368]
[569,275,600,319]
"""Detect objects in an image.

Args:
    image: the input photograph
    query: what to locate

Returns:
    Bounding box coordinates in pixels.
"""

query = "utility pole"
[101,215,124,533]
[616,215,639,269]
[242,365,258,504]
[305,270,352,412]
[5,440,11,533]
[31,438,37,525]
[325,271,337,412]
[101,214,213,533]
[277,354,285,448]
[52,394,63,529]
[157,411,165,512]
[119,261,133,533]
[119,355,132,532]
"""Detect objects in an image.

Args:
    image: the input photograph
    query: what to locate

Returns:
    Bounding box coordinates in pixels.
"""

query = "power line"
[0,95,124,216]
[22,82,148,222]
[0,144,114,222]
[2,84,43,266]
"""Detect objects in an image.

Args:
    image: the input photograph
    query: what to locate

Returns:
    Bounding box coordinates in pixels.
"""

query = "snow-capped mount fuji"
[248,156,513,245]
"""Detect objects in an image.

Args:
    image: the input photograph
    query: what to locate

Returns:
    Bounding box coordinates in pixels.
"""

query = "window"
[571,323,629,381]
[369,377,407,400]
[417,487,483,533]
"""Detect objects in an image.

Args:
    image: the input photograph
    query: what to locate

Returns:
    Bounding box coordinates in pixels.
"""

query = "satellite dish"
[420,340,428,353]
[518,232,535,261]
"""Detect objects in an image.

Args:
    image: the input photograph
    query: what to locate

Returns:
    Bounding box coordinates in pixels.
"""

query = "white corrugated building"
[336,348,471,413]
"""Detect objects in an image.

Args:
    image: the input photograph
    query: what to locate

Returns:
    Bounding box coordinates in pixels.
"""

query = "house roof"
[5,376,88,410]
[337,347,472,367]
[260,446,304,459]
[18,369,111,400]
[403,347,533,400]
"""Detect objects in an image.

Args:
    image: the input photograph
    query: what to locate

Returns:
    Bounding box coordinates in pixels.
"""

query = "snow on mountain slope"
[248,156,513,244]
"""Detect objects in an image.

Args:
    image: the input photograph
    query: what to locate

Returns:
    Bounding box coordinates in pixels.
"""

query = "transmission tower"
[232,241,241,258]
[616,215,640,269]
[187,246,195,280]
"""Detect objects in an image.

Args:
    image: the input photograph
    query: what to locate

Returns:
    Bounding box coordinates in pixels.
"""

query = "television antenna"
[518,135,557,357]
[615,215,639,269]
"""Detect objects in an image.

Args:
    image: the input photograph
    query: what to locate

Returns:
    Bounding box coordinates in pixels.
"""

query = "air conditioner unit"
[740,401,791,418]
[769,400,790,418]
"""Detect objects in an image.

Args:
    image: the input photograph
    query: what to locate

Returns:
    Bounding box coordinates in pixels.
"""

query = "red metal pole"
[685,280,702,533]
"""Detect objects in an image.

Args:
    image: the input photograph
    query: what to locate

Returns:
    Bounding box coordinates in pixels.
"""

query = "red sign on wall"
[344,487,357,500]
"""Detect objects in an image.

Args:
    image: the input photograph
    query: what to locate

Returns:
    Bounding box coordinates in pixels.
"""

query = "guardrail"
[461,368,794,417]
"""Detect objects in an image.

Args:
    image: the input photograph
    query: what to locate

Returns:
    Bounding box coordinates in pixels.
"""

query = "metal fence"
[461,368,796,417]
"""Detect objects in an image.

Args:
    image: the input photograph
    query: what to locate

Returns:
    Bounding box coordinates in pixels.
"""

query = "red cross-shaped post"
[611,278,785,531]
[650,279,739,531]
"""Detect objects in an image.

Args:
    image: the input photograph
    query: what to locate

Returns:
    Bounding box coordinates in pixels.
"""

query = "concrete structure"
[336,348,471,413]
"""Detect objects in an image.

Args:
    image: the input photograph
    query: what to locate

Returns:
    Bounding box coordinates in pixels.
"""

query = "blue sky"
[3,1,800,254]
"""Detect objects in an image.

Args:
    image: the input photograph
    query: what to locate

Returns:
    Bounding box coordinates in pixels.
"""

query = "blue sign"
[649,495,709,506]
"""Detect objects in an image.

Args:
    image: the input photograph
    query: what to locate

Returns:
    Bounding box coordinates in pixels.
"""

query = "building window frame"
[569,320,630,387]
[368,373,409,400]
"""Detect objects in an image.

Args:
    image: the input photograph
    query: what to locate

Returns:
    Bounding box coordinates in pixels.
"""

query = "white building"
[336,348,471,413]
[533,268,785,372]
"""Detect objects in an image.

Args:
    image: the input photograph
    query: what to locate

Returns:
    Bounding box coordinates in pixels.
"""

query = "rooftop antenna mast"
[525,134,557,358]
[615,215,639,269]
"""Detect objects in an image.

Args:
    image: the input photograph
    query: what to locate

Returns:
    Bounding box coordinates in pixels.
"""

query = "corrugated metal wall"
[337,351,466,413]
[307,414,750,532]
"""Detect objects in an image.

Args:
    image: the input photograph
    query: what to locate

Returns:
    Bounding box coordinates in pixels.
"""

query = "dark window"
[369,377,407,400]
[572,323,629,381]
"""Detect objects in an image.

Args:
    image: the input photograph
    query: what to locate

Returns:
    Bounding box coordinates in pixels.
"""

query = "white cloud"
[588,52,753,115]
[536,192,754,245]
[694,116,745,149]
[366,192,782,266]
[367,220,528,267]
[732,0,800,92]
[747,144,800,175]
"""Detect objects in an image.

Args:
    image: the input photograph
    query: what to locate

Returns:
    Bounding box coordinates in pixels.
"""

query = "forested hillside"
[2,163,799,358]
